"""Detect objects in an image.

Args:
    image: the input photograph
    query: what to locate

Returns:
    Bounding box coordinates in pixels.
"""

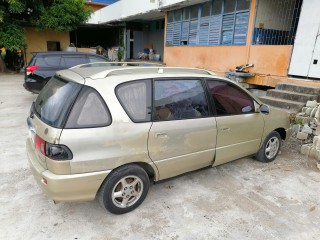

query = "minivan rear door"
[59,80,154,175]
[27,113,63,170]
[148,78,217,180]
[27,75,84,170]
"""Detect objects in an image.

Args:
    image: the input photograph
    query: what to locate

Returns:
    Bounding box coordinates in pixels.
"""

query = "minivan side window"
[87,56,106,63]
[65,86,111,128]
[207,80,254,116]
[62,56,86,68]
[153,79,209,121]
[116,80,152,122]
[35,56,61,67]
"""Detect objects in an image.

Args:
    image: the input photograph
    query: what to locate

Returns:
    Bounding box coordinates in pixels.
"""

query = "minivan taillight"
[35,134,46,156]
[26,65,39,75]
[46,143,73,160]
[34,134,73,160]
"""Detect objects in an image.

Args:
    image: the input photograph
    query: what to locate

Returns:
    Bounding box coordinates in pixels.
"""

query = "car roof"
[55,63,225,90]
[55,63,261,104]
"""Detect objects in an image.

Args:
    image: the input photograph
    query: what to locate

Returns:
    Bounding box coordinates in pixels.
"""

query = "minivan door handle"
[220,127,230,132]
[155,132,167,138]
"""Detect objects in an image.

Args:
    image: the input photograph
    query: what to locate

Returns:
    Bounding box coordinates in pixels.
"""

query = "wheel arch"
[132,162,156,182]
[97,162,156,195]
[96,162,152,214]
[274,127,286,141]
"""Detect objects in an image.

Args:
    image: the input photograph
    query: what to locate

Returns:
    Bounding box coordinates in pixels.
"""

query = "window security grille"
[252,0,302,45]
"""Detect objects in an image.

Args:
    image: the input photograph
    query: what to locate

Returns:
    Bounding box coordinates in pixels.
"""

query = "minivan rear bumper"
[26,140,111,202]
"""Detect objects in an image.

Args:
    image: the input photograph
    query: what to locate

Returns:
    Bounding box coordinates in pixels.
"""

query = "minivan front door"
[213,113,264,166]
[148,79,216,180]
[206,80,264,166]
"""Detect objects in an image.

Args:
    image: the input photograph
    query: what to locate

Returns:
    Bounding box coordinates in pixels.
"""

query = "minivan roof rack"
[70,62,216,79]
[71,61,164,69]
[102,67,215,78]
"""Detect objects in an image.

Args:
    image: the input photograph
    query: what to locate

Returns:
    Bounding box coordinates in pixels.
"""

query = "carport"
[70,23,123,51]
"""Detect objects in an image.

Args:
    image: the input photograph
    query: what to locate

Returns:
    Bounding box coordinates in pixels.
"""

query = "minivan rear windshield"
[34,76,82,128]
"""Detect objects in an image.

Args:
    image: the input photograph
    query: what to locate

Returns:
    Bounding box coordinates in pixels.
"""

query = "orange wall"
[24,27,70,63]
[245,45,297,87]
[164,46,247,75]
[164,45,293,86]
[248,45,292,77]
[165,42,320,87]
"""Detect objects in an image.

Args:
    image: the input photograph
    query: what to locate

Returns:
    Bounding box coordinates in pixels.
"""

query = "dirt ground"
[0,73,319,240]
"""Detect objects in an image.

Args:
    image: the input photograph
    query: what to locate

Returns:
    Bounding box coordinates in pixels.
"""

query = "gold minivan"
[26,65,290,214]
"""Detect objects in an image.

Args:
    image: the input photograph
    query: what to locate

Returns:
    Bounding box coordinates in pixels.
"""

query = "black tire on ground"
[98,164,150,214]
[256,131,282,163]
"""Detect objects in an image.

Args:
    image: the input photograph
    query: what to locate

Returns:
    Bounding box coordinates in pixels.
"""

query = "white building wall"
[289,0,320,78]
[88,0,157,23]
[88,0,203,24]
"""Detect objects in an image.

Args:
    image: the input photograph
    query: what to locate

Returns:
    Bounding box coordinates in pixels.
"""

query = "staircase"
[259,83,320,113]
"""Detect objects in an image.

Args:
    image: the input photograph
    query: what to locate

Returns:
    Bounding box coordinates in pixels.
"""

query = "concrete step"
[266,89,317,103]
[259,96,305,112]
[276,83,320,98]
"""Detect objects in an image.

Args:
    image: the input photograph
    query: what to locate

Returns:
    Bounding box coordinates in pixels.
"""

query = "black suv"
[23,51,108,93]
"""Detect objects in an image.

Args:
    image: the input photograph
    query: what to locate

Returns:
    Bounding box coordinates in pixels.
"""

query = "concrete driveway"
[0,73,319,240]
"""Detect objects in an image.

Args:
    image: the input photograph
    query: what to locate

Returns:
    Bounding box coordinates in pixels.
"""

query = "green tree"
[0,0,92,72]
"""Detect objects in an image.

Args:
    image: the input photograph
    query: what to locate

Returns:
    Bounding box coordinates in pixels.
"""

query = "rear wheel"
[256,131,281,163]
[98,164,150,214]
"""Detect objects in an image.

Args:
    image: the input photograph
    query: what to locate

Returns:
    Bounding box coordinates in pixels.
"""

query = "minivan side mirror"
[241,105,253,113]
[260,104,270,114]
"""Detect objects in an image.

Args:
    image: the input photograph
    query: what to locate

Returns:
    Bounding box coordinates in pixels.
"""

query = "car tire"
[98,164,150,214]
[256,131,281,163]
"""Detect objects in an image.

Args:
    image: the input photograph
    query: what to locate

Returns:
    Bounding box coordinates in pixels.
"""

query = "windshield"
[34,76,82,128]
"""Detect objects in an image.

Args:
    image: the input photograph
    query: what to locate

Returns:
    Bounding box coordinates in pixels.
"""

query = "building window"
[47,41,61,51]
[166,0,251,46]
[252,0,302,45]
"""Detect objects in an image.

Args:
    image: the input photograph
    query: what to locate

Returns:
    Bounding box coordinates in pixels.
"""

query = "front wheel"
[98,164,150,214]
[256,131,281,163]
